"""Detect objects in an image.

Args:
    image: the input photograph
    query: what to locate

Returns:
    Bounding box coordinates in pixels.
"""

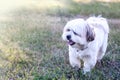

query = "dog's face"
[62,19,95,49]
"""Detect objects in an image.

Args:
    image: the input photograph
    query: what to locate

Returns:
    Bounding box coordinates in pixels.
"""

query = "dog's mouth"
[68,40,76,45]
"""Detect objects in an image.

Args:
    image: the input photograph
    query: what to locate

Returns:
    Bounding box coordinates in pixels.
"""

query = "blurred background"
[0,0,120,80]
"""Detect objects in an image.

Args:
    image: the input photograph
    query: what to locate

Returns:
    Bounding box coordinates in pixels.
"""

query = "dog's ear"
[86,24,95,42]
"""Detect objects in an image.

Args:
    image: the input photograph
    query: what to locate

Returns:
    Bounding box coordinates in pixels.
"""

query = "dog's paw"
[72,66,81,72]
[83,71,91,77]
[83,70,91,75]
[81,69,91,77]
[83,67,91,74]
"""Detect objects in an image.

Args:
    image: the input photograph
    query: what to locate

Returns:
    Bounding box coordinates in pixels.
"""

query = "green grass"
[0,0,120,80]
[43,0,120,18]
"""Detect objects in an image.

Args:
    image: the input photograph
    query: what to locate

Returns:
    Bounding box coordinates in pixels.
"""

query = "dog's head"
[62,19,95,49]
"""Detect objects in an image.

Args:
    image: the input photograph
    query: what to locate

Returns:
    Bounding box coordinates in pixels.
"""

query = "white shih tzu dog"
[62,16,109,74]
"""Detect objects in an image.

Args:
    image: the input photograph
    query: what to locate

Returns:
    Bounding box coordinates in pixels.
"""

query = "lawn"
[0,0,120,80]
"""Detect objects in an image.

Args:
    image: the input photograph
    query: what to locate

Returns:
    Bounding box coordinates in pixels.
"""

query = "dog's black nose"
[66,35,71,40]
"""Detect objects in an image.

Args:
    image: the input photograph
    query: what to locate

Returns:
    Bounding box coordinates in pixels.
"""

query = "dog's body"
[62,16,109,74]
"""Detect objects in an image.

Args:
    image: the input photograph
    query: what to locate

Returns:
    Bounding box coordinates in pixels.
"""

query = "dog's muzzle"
[66,35,76,45]
[68,40,76,45]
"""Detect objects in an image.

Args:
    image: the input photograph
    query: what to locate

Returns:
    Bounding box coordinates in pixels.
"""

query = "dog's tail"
[86,16,109,34]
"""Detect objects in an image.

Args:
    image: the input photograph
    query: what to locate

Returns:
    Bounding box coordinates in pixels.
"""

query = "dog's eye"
[73,31,78,35]
[66,29,70,31]
[73,31,81,37]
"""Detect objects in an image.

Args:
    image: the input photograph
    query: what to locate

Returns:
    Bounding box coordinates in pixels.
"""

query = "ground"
[0,0,120,80]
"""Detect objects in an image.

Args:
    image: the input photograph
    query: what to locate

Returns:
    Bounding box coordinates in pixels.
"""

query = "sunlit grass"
[1,0,120,18]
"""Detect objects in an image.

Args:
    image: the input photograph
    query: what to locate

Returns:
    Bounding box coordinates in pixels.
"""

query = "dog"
[62,16,109,74]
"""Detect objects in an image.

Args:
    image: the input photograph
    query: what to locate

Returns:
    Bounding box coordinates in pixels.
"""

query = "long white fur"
[62,16,109,74]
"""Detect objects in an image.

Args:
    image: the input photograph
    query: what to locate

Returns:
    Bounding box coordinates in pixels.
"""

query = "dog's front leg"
[69,53,81,69]
[83,55,97,74]
[69,47,81,69]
